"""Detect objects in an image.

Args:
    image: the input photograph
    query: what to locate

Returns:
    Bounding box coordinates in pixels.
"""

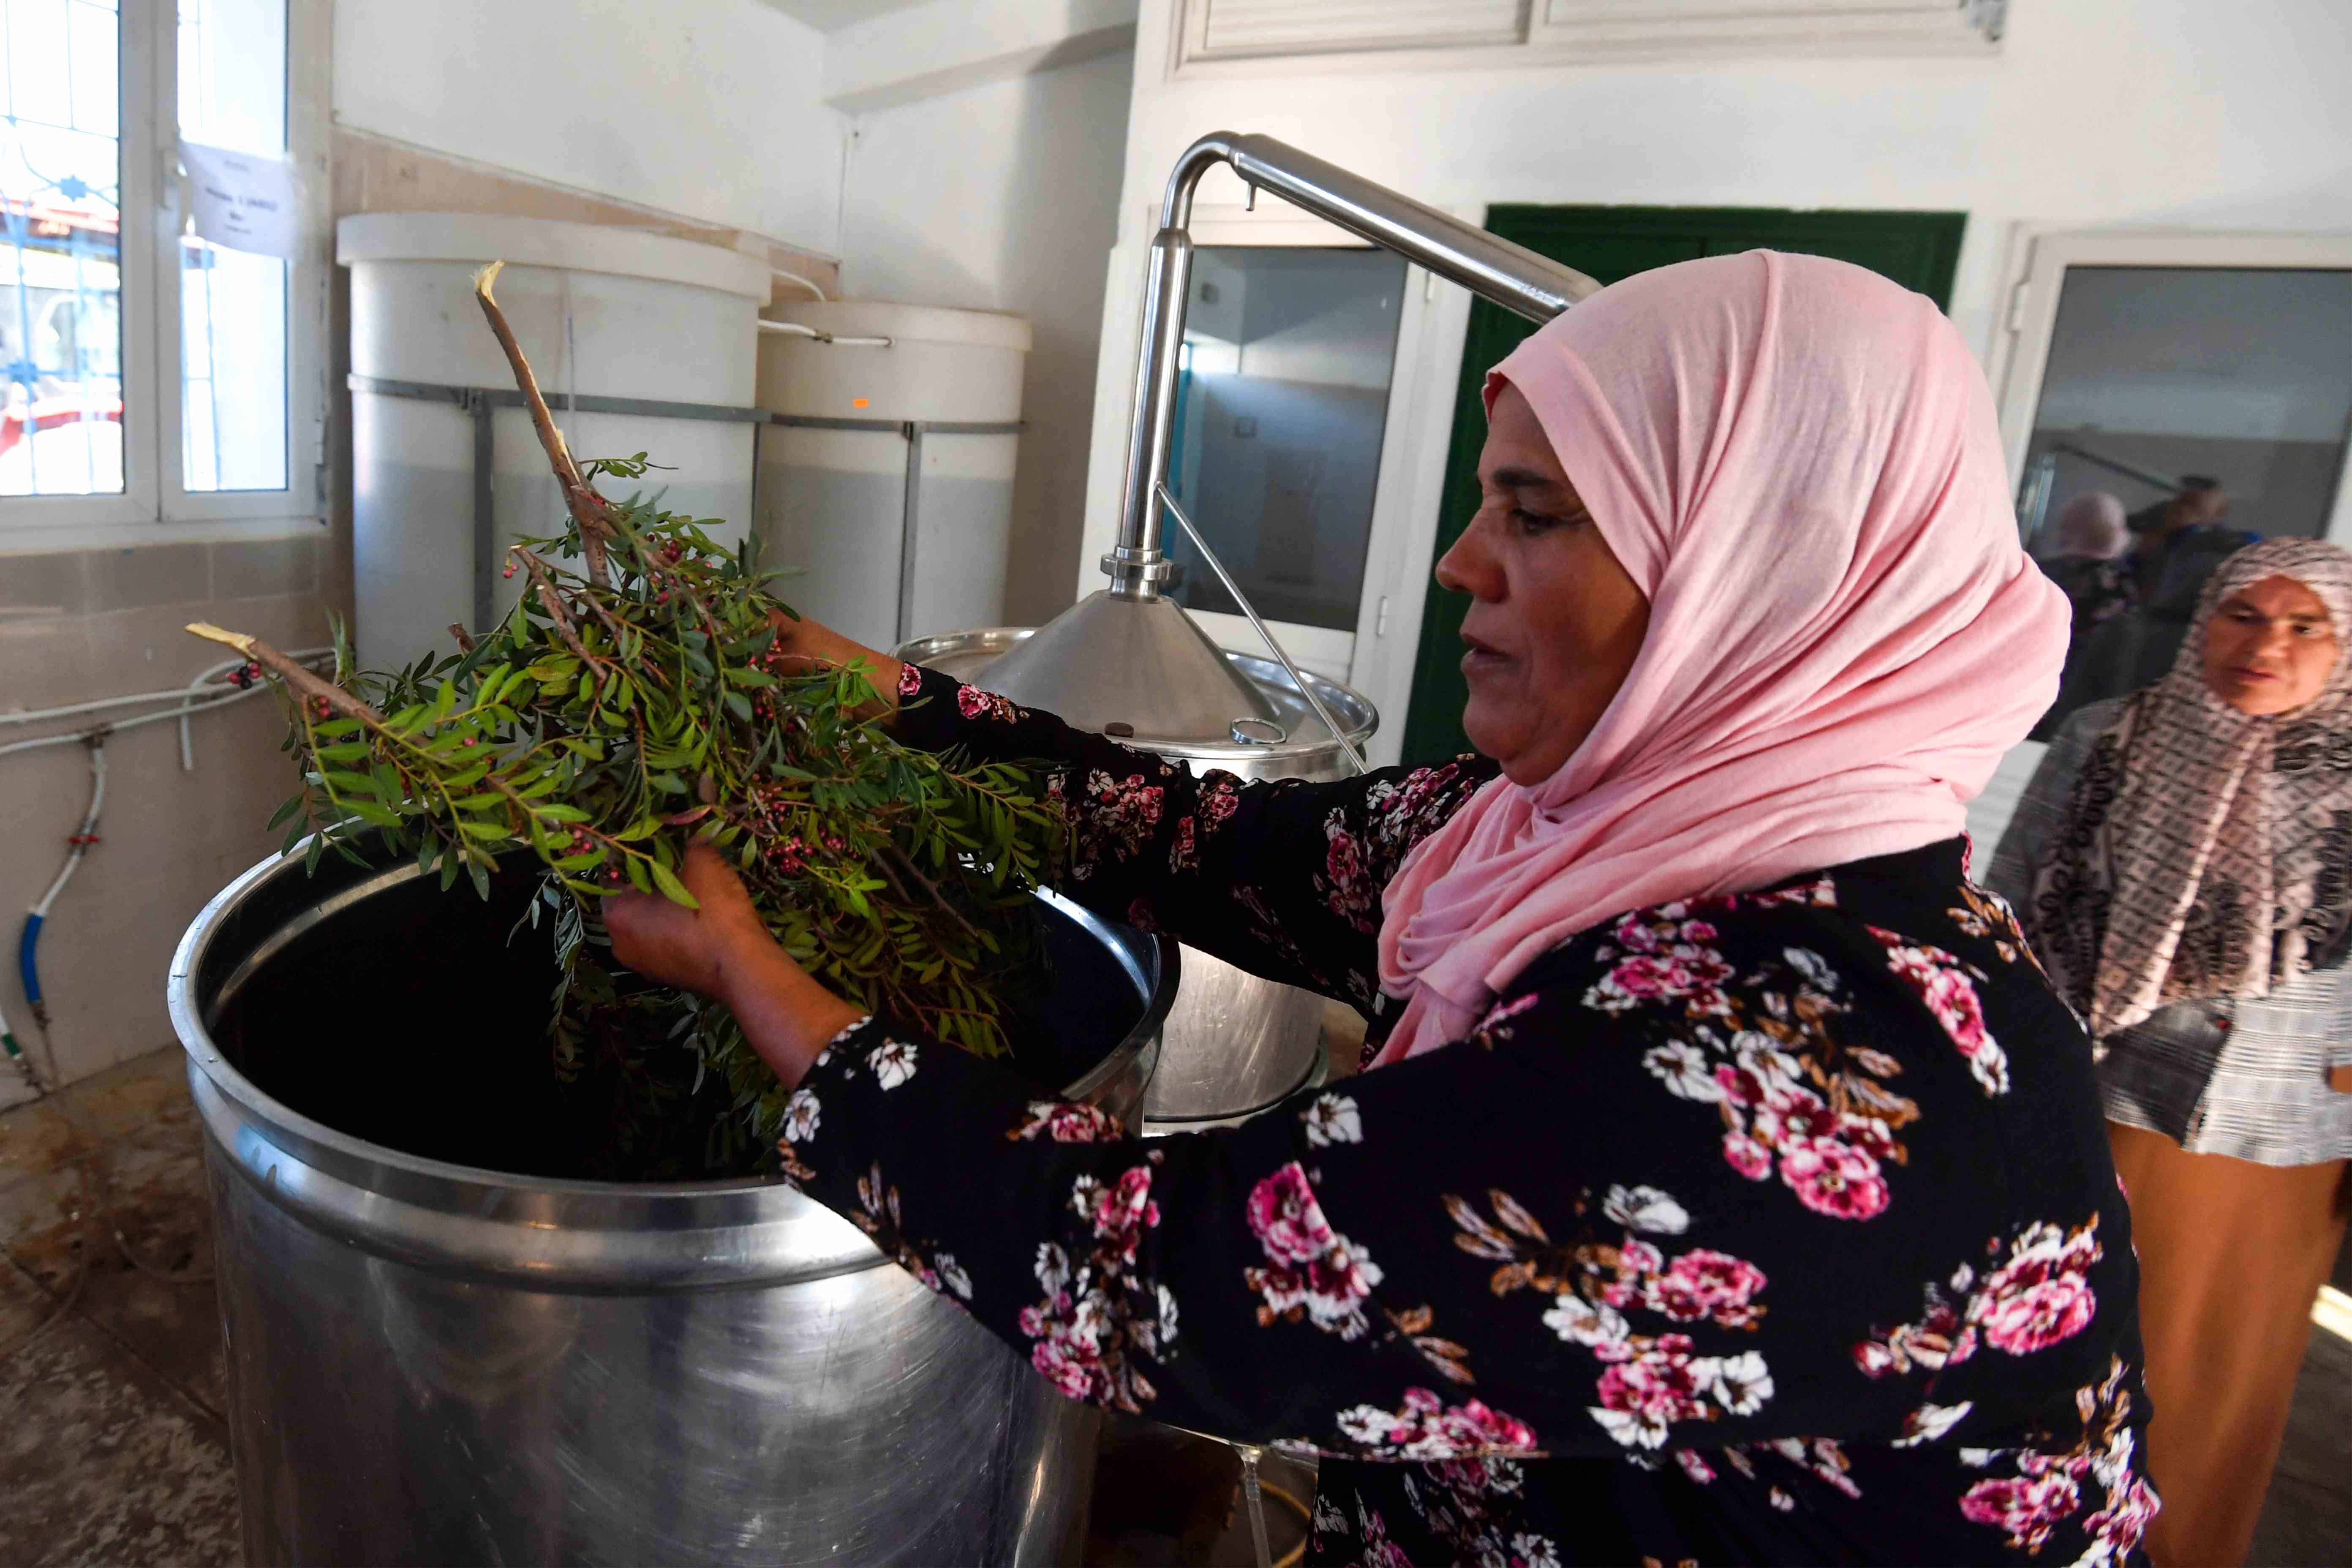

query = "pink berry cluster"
[644,539,686,605]
[740,781,846,878]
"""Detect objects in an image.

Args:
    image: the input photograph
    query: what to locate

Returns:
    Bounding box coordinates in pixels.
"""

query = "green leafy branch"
[187,264,1065,1178]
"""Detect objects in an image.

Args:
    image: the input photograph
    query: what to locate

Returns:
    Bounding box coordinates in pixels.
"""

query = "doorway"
[1396,205,1966,766]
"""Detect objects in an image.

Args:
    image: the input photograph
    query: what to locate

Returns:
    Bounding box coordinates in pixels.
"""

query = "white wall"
[1073,0,2352,691]
[835,47,1135,626]
[333,0,847,251]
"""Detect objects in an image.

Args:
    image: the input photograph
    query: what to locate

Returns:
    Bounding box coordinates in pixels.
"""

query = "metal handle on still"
[1155,482,1369,776]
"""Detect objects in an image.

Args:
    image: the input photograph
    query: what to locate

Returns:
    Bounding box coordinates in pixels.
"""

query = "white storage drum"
[755,302,1029,649]
[339,214,768,670]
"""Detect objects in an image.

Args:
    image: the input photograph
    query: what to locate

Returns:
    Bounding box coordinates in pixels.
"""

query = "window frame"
[1986,227,2352,548]
[3,0,329,550]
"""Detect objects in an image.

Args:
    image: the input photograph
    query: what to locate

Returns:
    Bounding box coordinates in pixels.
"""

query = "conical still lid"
[976,592,1278,742]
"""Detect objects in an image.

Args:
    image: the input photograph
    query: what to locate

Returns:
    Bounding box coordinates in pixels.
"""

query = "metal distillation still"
[977,131,1603,737]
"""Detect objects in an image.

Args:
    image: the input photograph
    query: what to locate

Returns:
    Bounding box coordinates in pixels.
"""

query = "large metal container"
[897,627,1376,1130]
[167,845,1173,1566]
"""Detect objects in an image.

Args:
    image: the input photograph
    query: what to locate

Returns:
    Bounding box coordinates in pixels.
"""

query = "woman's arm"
[892,663,1497,1011]
[760,612,1499,1005]
[612,857,2134,1464]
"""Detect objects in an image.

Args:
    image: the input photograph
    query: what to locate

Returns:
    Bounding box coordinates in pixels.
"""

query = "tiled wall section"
[0,531,338,1108]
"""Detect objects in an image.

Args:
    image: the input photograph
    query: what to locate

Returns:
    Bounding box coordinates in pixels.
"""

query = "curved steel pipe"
[1108,132,1603,594]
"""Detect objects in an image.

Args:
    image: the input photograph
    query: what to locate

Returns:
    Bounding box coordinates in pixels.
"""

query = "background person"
[1990,536,2352,1568]
[2043,489,2132,633]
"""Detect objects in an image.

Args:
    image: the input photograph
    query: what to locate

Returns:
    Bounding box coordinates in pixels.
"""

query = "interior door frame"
[1150,199,1460,757]
[1987,227,2352,543]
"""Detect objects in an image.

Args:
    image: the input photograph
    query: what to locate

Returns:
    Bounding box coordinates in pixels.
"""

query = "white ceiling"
[759,0,932,30]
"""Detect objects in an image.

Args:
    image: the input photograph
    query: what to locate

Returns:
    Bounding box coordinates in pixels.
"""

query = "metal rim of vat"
[167,845,1176,1295]
[892,627,1377,770]
[1142,1042,1331,1135]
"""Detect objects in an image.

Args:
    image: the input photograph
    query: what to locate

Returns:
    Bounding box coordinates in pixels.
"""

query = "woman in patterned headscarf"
[1990,536,2352,1566]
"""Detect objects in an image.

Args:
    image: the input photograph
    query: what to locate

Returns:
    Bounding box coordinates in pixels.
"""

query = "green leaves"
[264,449,1063,1181]
[648,860,697,907]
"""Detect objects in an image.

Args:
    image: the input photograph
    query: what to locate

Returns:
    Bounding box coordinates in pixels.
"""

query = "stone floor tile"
[0,1312,239,1568]
[0,1159,96,1290]
[0,1079,228,1420]
[1,1253,64,1347]
[58,1145,226,1420]
[0,1088,82,1192]
[58,1050,203,1148]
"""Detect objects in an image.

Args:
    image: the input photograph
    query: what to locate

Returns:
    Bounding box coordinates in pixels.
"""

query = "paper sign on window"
[180,140,298,259]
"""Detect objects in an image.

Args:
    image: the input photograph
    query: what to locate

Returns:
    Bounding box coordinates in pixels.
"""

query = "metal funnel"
[979,590,1277,740]
[981,131,1600,745]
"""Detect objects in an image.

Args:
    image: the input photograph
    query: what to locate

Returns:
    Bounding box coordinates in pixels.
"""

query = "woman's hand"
[604,843,865,1088]
[765,611,906,713]
[602,841,766,995]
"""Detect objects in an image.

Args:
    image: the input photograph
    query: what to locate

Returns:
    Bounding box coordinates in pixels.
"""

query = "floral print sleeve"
[782,836,2156,1565]
[890,663,1497,1015]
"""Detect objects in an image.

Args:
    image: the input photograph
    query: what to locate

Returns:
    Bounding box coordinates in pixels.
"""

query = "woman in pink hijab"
[610,252,2155,1565]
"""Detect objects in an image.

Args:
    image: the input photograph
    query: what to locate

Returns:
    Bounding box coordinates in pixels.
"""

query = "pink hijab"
[1372,251,2069,1065]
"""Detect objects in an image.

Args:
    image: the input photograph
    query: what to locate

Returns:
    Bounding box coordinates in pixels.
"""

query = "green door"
[1397,207,1967,766]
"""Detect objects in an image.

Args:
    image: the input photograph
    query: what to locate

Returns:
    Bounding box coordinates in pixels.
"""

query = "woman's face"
[2202,574,2340,715]
[1435,382,1650,785]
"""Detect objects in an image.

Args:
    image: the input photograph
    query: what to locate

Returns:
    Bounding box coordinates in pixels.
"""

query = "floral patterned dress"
[777,664,2156,1567]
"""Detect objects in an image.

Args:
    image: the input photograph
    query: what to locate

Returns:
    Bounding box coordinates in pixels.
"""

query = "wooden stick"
[187,624,384,726]
[879,842,984,945]
[509,546,613,680]
[555,554,637,650]
[471,261,615,586]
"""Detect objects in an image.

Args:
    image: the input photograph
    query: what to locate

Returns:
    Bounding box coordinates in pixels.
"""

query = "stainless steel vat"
[897,627,1376,1129]
[168,845,1174,1567]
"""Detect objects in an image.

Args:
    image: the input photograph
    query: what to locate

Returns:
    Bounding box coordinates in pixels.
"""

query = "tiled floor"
[0,1050,237,1568]
[0,1045,2344,1567]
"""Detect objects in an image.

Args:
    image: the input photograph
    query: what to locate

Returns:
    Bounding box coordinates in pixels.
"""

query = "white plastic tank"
[756,302,1029,649]
[340,214,769,670]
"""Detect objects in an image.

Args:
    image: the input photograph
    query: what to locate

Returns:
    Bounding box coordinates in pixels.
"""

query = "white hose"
[0,647,334,765]
[182,651,315,770]
[0,697,240,761]
[3,681,236,727]
[771,267,828,302]
[30,744,105,920]
[757,320,892,348]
